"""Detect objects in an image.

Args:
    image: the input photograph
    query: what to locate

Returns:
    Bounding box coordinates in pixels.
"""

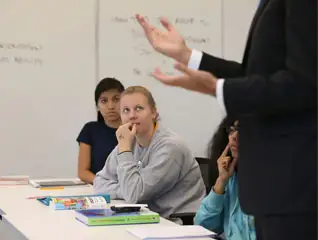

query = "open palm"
[136,14,187,61]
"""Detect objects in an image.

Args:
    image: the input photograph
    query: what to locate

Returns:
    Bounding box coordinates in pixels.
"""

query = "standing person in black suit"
[135,0,317,239]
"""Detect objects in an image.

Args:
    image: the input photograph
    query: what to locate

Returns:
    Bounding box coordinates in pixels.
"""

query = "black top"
[77,121,117,174]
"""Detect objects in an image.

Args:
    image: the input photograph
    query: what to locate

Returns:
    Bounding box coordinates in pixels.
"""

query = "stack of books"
[35,194,160,226]
[75,207,160,226]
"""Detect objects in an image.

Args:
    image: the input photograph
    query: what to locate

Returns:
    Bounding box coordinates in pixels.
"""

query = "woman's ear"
[151,109,158,121]
[155,112,159,121]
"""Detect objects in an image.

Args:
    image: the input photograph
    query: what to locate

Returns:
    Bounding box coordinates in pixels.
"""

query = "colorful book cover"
[75,209,160,226]
[37,194,110,210]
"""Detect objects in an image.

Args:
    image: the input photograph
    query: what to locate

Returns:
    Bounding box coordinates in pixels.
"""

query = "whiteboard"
[223,0,258,61]
[98,0,224,157]
[0,0,96,177]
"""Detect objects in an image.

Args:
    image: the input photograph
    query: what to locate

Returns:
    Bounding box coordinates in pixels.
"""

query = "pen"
[26,196,46,199]
[40,187,64,190]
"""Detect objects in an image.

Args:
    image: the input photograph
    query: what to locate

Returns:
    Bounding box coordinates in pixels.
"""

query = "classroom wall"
[0,0,96,178]
[0,0,258,178]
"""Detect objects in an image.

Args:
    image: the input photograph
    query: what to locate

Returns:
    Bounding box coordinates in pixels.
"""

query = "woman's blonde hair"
[121,86,159,121]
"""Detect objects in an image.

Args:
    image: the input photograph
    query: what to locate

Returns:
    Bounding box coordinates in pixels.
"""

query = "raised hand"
[152,62,217,96]
[217,144,237,182]
[136,14,191,64]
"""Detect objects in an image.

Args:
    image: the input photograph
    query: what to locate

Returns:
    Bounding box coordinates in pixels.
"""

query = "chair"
[195,157,217,193]
[169,157,217,225]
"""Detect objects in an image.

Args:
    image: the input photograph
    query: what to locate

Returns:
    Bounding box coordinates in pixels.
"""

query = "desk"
[0,185,212,240]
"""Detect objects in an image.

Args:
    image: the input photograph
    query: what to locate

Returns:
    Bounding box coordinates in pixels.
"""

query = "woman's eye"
[123,108,129,113]
[101,100,107,104]
[136,106,143,111]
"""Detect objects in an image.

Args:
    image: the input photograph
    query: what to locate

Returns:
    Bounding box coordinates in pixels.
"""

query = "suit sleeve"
[223,0,316,116]
[199,53,244,78]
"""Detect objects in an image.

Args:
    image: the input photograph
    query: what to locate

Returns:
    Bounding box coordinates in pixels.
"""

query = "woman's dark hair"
[207,117,235,188]
[95,77,124,122]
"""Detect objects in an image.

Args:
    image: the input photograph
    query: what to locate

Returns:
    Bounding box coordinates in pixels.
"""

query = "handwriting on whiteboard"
[0,42,42,51]
[111,16,209,26]
[132,67,175,77]
[107,15,211,77]
[0,56,43,66]
[111,15,210,44]
[0,42,43,66]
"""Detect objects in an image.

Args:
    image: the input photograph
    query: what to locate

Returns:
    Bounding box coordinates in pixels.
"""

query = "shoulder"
[82,121,100,128]
[80,121,106,132]
[79,121,95,130]
[151,125,192,156]
[77,121,101,143]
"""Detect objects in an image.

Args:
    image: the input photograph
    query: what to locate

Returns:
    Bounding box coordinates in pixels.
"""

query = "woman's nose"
[107,101,116,109]
[128,110,137,119]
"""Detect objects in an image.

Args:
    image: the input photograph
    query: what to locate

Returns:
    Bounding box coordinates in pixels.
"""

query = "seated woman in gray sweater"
[94,86,206,219]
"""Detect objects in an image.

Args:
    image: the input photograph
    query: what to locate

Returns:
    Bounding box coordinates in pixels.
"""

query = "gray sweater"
[94,124,206,218]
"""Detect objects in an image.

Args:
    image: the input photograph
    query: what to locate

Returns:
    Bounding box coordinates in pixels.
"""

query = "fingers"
[160,17,174,31]
[152,68,180,86]
[122,122,132,128]
[152,68,169,83]
[137,14,173,32]
[136,14,147,27]
[219,156,233,168]
[174,62,195,76]
[153,63,193,82]
[221,144,230,158]
[136,14,156,35]
[131,124,137,135]
[228,157,237,170]
[118,122,136,134]
[222,156,231,165]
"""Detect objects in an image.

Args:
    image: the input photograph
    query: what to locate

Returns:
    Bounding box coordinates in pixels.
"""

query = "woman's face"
[228,121,239,159]
[120,92,157,136]
[97,89,121,122]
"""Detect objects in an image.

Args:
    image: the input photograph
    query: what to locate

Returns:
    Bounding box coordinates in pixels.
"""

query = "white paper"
[112,204,148,208]
[127,225,215,239]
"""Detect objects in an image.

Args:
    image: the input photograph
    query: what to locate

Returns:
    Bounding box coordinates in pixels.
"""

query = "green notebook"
[75,208,160,226]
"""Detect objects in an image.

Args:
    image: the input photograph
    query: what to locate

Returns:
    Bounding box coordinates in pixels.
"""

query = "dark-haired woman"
[76,77,124,183]
[194,119,256,240]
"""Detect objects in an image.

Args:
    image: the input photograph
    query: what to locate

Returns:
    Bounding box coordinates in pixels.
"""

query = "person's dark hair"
[207,117,235,188]
[95,77,124,122]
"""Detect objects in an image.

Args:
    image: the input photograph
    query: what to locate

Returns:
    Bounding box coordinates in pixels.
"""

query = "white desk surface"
[0,184,212,240]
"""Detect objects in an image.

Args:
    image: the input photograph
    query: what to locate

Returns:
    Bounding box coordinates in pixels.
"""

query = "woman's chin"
[106,116,120,121]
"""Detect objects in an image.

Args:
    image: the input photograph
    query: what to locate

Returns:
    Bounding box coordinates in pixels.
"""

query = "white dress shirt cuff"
[187,49,203,70]
[188,49,227,116]
[216,79,227,116]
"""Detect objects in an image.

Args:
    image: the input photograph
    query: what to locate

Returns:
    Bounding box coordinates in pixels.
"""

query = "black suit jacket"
[200,0,317,215]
